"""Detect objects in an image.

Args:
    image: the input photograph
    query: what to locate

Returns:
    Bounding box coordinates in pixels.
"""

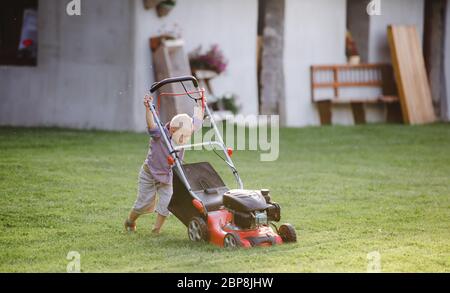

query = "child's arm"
[144,95,157,130]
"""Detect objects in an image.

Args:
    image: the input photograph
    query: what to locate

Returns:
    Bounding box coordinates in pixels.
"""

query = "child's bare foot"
[151,228,160,235]
[124,219,136,232]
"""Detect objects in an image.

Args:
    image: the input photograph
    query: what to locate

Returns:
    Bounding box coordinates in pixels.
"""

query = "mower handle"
[150,75,199,93]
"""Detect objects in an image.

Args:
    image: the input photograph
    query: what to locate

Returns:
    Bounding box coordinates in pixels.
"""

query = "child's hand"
[198,96,207,106]
[143,95,153,109]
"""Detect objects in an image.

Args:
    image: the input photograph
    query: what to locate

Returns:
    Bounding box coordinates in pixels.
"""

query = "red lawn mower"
[149,76,297,248]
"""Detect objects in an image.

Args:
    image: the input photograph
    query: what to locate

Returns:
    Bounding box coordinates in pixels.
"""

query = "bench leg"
[386,102,403,123]
[317,101,332,125]
[350,102,366,124]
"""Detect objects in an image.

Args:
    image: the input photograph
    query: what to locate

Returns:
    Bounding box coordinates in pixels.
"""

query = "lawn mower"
[148,75,297,248]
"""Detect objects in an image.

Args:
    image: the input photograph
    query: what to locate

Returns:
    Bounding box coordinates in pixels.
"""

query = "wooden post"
[317,101,332,125]
[381,64,403,123]
[333,67,339,98]
[350,102,366,124]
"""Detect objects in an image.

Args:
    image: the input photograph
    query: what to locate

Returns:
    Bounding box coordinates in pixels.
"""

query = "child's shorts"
[132,164,173,217]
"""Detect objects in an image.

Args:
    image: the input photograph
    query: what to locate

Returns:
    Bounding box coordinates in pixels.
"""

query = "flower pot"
[348,55,361,65]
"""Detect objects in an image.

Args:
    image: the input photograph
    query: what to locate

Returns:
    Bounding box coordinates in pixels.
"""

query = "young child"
[124,93,204,234]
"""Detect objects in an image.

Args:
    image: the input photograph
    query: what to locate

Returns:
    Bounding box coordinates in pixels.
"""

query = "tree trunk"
[423,0,448,119]
[259,0,286,125]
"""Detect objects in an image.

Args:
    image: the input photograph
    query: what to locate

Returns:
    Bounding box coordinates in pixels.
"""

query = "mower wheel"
[188,217,208,242]
[279,223,297,243]
[223,233,241,248]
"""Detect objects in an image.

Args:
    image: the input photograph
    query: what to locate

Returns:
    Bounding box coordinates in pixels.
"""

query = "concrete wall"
[131,0,258,131]
[284,0,348,126]
[368,0,424,63]
[0,0,135,130]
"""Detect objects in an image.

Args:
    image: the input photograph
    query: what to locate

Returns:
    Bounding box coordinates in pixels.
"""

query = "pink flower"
[189,44,228,74]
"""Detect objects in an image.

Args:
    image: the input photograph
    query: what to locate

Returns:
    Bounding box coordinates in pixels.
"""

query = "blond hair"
[170,114,193,145]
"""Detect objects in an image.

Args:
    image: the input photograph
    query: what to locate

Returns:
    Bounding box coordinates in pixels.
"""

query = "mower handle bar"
[149,75,199,93]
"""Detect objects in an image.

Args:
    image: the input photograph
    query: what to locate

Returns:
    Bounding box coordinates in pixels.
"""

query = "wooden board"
[151,39,194,123]
[387,25,435,124]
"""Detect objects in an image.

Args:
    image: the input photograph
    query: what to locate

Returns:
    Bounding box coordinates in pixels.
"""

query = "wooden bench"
[310,64,402,125]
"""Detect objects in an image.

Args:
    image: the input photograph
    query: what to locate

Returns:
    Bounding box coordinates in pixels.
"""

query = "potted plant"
[346,31,360,64]
[209,93,240,114]
[189,44,228,75]
[156,0,176,17]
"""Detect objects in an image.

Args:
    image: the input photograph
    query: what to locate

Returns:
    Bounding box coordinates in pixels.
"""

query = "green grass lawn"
[0,124,449,272]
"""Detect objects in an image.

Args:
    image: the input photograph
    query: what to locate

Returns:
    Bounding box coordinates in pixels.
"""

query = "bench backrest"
[310,64,396,102]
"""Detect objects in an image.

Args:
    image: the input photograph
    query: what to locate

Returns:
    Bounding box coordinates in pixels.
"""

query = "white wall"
[284,0,348,126]
[0,0,135,130]
[131,0,258,131]
[445,0,450,120]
